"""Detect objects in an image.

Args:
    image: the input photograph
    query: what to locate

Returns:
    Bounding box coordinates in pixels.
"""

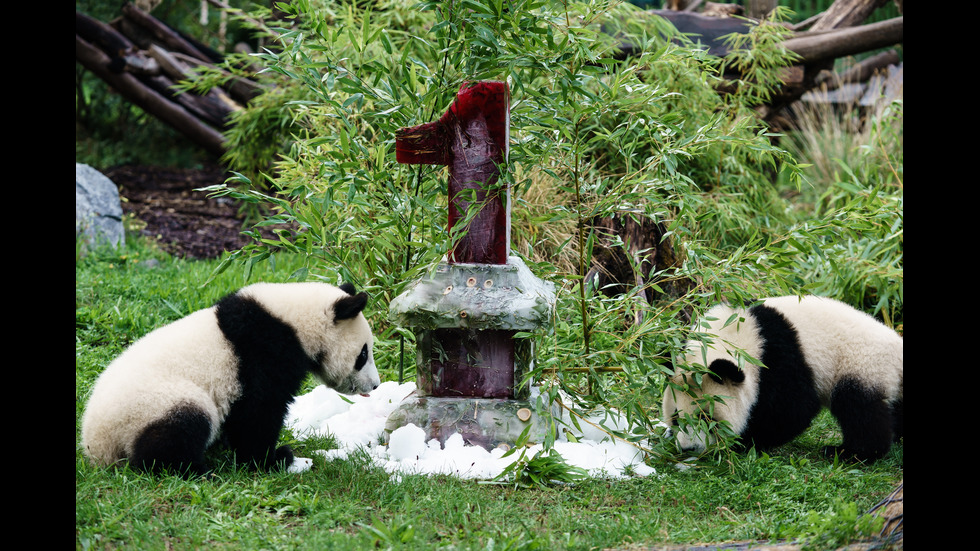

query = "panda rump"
[80,282,381,476]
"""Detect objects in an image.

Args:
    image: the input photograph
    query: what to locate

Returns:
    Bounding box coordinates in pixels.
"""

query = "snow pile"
[285,381,656,480]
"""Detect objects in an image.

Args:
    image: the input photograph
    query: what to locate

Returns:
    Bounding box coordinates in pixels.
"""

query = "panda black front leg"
[221,398,296,471]
[213,288,317,471]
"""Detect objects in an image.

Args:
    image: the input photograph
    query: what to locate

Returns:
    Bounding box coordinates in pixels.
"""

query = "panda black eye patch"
[354,344,368,371]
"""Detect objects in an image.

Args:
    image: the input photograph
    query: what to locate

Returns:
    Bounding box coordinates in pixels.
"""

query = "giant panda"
[661,295,903,463]
[81,282,381,476]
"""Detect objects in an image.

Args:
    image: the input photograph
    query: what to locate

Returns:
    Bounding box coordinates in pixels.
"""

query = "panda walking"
[662,295,903,463]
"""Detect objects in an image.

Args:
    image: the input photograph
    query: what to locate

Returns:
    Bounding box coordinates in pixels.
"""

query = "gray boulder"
[76,163,125,250]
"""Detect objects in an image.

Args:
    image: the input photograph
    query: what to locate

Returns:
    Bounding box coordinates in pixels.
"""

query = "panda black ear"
[333,291,368,321]
[708,359,745,385]
[339,283,357,295]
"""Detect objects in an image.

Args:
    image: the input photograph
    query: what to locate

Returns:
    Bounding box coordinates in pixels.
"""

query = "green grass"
[76,235,903,550]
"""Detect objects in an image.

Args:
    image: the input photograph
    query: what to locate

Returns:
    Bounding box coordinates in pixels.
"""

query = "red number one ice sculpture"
[395,81,511,265]
[386,81,556,449]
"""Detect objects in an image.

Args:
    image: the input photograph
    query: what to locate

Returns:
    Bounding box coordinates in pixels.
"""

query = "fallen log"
[75,8,135,60]
[140,72,233,130]
[77,10,235,131]
[648,10,752,57]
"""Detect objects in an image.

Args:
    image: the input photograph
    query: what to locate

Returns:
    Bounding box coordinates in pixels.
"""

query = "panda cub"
[81,282,381,476]
[662,295,903,463]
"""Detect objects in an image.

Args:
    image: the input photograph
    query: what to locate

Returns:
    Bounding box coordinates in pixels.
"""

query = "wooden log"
[809,0,890,32]
[648,10,753,57]
[148,44,243,115]
[139,72,232,129]
[76,33,226,157]
[76,10,134,58]
[815,49,900,90]
[77,10,163,77]
[169,51,265,104]
[120,2,218,63]
[783,16,902,64]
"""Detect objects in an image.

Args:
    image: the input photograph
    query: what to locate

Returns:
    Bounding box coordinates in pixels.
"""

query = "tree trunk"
[746,0,778,19]
[588,215,694,323]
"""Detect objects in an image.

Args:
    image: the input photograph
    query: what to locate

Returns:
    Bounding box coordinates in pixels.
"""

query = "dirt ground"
[105,163,259,259]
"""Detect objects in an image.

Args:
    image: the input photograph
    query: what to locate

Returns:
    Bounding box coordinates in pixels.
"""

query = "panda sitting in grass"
[81,282,381,476]
[662,295,902,463]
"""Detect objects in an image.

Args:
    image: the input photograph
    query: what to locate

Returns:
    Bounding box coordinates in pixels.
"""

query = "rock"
[76,163,125,251]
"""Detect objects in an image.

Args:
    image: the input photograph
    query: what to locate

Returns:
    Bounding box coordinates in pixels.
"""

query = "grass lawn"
[76,237,903,550]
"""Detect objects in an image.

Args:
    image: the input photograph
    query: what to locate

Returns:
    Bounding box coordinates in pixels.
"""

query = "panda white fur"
[81,282,381,476]
[662,295,903,463]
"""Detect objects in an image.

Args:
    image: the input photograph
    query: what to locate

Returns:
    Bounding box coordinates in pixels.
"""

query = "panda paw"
[288,456,313,473]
